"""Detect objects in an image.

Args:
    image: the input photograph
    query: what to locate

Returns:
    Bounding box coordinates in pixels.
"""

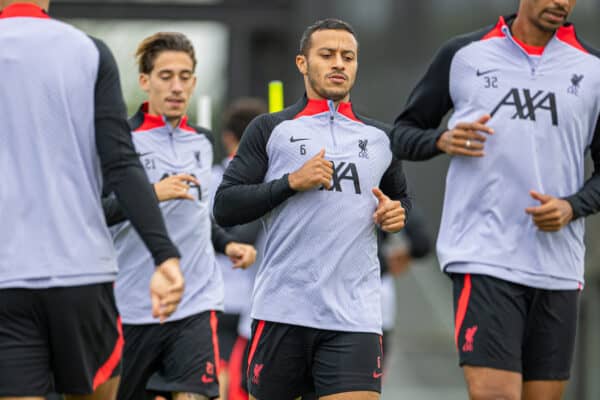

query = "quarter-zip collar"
[294,96,359,122]
[0,2,49,19]
[486,14,588,55]
[133,102,195,133]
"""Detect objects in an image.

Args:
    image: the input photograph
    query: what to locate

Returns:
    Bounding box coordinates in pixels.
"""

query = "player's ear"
[296,54,308,76]
[139,73,150,93]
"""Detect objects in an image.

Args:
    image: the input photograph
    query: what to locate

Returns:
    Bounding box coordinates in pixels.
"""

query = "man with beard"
[391,0,600,398]
[215,19,410,400]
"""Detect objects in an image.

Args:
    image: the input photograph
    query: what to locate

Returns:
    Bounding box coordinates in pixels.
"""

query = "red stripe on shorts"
[247,320,265,376]
[228,336,250,400]
[210,311,221,375]
[454,274,472,349]
[92,316,124,390]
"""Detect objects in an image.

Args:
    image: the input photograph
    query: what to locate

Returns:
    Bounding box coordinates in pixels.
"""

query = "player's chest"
[267,119,392,192]
[452,51,598,128]
[133,133,213,186]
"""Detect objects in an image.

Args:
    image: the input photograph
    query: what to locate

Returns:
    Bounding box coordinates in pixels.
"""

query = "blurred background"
[52,0,600,398]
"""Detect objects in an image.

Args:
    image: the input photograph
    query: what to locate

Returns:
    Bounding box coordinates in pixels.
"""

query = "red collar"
[294,98,359,122]
[135,102,195,133]
[483,15,587,55]
[0,3,49,19]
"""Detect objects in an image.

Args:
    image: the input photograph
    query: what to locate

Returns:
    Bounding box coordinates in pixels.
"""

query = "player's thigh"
[64,376,120,400]
[522,289,579,382]
[146,312,220,398]
[117,323,163,400]
[0,397,44,400]
[522,380,568,400]
[0,289,51,397]
[319,392,379,400]
[452,273,528,373]
[312,332,383,398]
[172,393,209,400]
[463,366,521,400]
[246,320,312,400]
[45,283,122,395]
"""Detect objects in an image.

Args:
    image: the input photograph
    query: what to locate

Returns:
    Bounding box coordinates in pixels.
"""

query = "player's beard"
[307,64,350,102]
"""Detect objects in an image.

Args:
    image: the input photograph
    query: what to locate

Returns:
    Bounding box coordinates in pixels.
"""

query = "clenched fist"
[288,149,334,191]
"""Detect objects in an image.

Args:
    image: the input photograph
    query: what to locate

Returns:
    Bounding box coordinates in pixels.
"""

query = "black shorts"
[247,320,383,399]
[117,311,221,400]
[0,283,122,396]
[218,312,241,364]
[452,273,579,381]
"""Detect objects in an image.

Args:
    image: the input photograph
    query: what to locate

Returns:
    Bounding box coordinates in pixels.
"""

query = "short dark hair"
[136,32,196,74]
[223,98,268,141]
[299,18,358,56]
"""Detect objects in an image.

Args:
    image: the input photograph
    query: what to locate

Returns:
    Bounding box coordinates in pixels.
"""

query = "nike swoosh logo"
[476,69,499,76]
[137,151,154,157]
[372,371,384,379]
[290,137,310,143]
[201,374,214,383]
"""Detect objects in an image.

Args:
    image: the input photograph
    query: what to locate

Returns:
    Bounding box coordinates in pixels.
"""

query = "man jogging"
[215,18,410,400]
[103,32,256,400]
[0,2,184,399]
[392,0,600,398]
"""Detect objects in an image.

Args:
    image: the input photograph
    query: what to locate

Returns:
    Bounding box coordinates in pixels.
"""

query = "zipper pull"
[327,99,336,121]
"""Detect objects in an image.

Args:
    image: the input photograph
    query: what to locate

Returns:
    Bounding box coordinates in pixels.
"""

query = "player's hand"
[525,190,573,232]
[150,258,185,322]
[154,174,200,202]
[386,248,412,277]
[225,242,257,269]
[436,114,494,157]
[372,188,406,233]
[288,149,334,191]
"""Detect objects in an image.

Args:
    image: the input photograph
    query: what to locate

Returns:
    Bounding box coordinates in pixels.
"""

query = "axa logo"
[320,161,361,194]
[490,88,558,126]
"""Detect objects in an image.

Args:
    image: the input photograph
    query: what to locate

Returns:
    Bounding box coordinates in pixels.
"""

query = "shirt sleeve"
[213,115,297,227]
[92,37,180,264]
[390,30,489,161]
[390,39,460,160]
[211,219,236,254]
[565,115,600,219]
[379,157,412,215]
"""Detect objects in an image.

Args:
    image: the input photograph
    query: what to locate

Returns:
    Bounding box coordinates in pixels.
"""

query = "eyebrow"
[317,47,356,55]
[157,69,194,74]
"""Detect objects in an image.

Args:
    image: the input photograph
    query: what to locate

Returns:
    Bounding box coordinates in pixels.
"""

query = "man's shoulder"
[438,22,500,58]
[246,98,308,135]
[353,113,392,136]
[183,123,215,144]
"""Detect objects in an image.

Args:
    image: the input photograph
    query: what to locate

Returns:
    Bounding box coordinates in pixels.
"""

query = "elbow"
[213,190,236,227]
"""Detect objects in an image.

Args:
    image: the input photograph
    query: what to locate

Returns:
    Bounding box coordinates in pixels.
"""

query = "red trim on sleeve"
[454,274,472,349]
[481,16,506,40]
[556,24,589,54]
[0,3,50,19]
[247,320,265,376]
[210,311,221,375]
[92,317,124,390]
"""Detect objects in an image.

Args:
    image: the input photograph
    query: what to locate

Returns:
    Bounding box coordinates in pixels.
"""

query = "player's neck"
[511,15,554,48]
[2,0,49,11]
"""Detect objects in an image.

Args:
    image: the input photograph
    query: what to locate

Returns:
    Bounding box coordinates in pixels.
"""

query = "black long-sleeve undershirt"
[92,37,179,265]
